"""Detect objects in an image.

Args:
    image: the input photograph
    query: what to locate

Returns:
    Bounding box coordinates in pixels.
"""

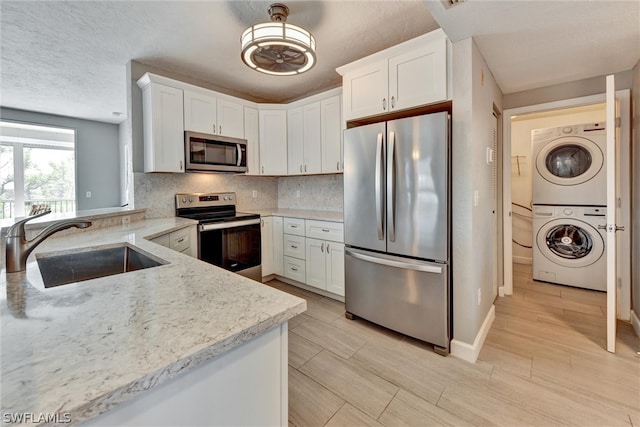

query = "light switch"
[473,190,479,207]
[86,191,92,198]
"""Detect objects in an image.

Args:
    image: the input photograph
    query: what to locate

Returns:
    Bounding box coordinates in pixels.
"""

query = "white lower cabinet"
[283,256,306,283]
[305,238,345,296]
[150,226,197,258]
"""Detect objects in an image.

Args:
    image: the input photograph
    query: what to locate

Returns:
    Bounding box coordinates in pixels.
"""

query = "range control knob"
[181,197,187,203]
[188,197,193,203]
[563,208,573,216]
[563,127,572,134]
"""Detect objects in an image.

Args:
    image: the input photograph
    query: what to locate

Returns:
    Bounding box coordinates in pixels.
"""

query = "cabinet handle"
[382,98,387,110]
[327,243,330,253]
[176,238,185,243]
[179,160,183,171]
[322,228,330,232]
[336,161,340,171]
[213,124,216,134]
[391,96,395,109]
[291,225,298,228]
[291,245,298,249]
[304,164,307,172]
[261,219,264,226]
[321,242,324,253]
[300,165,303,173]
[261,166,264,174]
[291,267,298,272]
[219,125,222,134]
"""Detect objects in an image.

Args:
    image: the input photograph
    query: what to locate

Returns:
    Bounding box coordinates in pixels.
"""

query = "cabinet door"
[303,101,322,174]
[326,241,345,296]
[259,109,287,175]
[244,106,260,175]
[261,217,274,277]
[342,59,388,121]
[321,95,343,173]
[218,98,245,138]
[272,216,284,276]
[305,238,327,290]
[143,83,184,173]
[388,36,448,111]
[287,106,304,175]
[184,89,217,134]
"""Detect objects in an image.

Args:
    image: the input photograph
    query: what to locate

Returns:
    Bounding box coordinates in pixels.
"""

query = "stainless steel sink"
[36,243,168,288]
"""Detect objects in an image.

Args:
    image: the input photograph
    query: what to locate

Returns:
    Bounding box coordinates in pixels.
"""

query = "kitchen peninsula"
[1,213,306,426]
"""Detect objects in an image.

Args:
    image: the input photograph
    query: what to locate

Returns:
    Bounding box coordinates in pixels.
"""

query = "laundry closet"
[510,103,607,289]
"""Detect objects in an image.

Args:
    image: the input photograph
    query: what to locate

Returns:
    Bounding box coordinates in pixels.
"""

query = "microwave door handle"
[236,143,242,167]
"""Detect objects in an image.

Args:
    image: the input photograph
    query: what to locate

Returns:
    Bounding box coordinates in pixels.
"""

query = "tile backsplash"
[134,173,344,218]
[134,173,278,218]
[278,174,344,211]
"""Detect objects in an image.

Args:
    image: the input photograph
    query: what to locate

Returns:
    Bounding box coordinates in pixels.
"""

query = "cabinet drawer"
[284,234,305,259]
[169,228,191,253]
[284,217,305,236]
[305,220,344,242]
[283,256,306,282]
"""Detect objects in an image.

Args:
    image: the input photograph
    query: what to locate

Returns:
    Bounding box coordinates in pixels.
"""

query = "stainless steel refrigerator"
[344,111,450,354]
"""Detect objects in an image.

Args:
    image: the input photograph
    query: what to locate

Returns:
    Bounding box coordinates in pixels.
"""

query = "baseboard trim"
[450,305,495,363]
[631,310,640,339]
[513,256,532,265]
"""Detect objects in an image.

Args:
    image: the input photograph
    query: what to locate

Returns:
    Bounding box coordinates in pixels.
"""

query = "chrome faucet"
[5,210,92,273]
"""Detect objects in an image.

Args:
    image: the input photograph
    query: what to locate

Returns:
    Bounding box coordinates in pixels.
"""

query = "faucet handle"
[6,209,52,237]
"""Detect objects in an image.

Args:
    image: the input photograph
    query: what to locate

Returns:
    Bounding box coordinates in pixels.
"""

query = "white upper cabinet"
[320,95,343,173]
[259,109,287,175]
[244,106,260,175]
[287,102,322,175]
[137,75,185,173]
[337,29,450,121]
[184,89,244,139]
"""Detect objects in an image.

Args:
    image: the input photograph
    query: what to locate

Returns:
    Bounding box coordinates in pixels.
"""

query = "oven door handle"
[199,218,261,232]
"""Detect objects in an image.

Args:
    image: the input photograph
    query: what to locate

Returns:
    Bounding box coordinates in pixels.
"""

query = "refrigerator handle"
[375,132,384,240]
[387,131,396,242]
[346,249,443,274]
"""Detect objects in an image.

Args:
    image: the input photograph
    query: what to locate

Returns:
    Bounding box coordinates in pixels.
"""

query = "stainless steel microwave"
[184,131,248,173]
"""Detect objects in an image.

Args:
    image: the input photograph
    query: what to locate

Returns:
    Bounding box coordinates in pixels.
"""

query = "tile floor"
[267,263,640,426]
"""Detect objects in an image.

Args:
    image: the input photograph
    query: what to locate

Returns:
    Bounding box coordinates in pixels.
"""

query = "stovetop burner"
[175,192,260,224]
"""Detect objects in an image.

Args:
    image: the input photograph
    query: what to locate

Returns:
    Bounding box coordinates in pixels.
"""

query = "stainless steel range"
[175,192,262,281]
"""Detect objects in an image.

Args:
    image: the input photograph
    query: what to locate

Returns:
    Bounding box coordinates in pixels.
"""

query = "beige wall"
[510,105,606,263]
[631,61,640,333]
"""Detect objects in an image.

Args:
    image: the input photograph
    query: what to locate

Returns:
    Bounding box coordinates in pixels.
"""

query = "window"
[0,121,76,219]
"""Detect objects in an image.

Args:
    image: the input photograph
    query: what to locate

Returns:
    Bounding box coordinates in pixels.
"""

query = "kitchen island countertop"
[0,217,306,426]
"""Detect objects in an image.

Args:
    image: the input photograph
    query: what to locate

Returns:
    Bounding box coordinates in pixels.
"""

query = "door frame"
[500,92,631,322]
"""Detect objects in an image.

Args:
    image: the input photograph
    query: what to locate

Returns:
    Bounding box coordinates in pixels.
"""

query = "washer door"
[536,218,604,268]
[536,136,604,186]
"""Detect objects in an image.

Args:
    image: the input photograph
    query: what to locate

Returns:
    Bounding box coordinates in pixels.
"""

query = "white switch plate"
[252,190,257,199]
[86,191,92,198]
[486,147,494,165]
[473,190,479,207]
[477,288,482,306]
[295,190,300,198]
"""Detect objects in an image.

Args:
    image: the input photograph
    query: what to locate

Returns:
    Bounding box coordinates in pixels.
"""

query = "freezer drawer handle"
[346,249,443,274]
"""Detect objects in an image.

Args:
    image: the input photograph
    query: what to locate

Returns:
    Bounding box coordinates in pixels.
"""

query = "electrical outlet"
[121,215,131,226]
[252,190,258,199]
[86,191,92,198]
[477,288,482,306]
[295,190,300,198]
[473,190,479,207]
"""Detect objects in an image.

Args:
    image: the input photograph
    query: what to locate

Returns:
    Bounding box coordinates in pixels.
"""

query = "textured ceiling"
[0,1,638,125]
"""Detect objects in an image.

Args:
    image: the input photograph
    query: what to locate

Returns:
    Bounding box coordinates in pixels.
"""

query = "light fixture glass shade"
[241,4,316,75]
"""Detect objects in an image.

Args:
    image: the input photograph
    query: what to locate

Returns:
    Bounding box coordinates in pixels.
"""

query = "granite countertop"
[250,208,343,222]
[0,217,306,426]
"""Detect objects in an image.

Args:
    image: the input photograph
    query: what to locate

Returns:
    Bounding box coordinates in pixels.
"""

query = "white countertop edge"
[250,208,344,222]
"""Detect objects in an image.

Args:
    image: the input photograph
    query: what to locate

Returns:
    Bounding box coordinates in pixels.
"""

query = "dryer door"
[536,136,604,186]
[536,218,605,268]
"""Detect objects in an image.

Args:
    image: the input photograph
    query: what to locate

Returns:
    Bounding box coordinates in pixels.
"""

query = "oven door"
[198,219,262,281]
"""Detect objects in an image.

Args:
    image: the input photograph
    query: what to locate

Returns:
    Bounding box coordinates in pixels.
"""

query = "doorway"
[500,91,632,346]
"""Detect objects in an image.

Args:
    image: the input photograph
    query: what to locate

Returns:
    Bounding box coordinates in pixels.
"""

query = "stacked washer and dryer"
[531,123,607,291]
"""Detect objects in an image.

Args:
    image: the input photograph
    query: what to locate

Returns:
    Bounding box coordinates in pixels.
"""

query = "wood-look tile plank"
[266,279,324,301]
[379,389,472,427]
[304,297,345,324]
[331,316,404,347]
[288,367,344,427]
[477,342,532,379]
[289,313,313,330]
[289,330,323,369]
[325,403,383,427]
[291,316,367,359]
[299,350,398,419]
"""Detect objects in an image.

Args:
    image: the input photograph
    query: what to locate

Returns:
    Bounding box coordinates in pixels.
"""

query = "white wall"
[0,107,121,211]
[510,105,606,263]
[631,61,640,334]
[451,38,503,349]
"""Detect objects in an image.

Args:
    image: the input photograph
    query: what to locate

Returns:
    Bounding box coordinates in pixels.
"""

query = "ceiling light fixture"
[241,3,316,76]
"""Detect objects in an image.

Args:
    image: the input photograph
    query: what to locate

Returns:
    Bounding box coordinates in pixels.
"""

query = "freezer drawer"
[345,248,449,350]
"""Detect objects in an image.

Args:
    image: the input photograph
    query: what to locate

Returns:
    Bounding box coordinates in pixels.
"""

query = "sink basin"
[36,243,168,288]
